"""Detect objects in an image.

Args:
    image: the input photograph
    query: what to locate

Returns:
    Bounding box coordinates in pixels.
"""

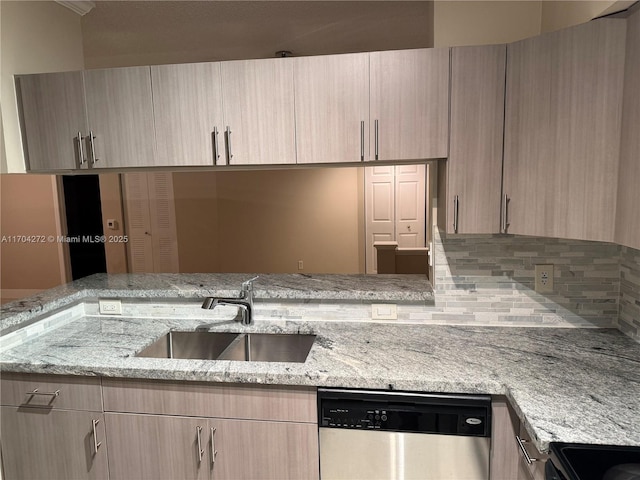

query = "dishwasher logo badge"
[465,418,482,425]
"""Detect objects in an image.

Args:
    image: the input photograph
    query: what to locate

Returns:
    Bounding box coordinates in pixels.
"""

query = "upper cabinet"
[294,53,369,164]
[220,58,296,165]
[16,71,88,171]
[446,44,506,234]
[151,62,224,166]
[369,48,449,161]
[84,66,156,168]
[503,18,627,242]
[615,7,640,251]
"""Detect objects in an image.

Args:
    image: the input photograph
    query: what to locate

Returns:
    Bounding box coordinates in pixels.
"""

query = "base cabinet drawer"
[105,412,319,480]
[0,407,108,480]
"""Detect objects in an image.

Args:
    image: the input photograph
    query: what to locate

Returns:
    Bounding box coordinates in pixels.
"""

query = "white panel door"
[395,164,426,248]
[147,172,180,273]
[365,166,395,274]
[122,173,154,273]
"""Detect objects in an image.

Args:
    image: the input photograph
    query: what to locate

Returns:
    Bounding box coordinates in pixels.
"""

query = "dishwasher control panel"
[318,389,491,437]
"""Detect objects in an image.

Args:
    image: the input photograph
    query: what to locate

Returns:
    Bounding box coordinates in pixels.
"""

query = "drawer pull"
[210,427,217,466]
[26,389,60,398]
[92,419,102,453]
[516,435,539,465]
[197,426,204,463]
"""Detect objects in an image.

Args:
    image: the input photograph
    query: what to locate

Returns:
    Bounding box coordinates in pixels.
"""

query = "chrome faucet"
[201,276,259,325]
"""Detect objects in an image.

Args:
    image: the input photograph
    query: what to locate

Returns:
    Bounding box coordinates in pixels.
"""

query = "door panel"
[365,166,395,273]
[395,164,425,248]
[122,173,154,273]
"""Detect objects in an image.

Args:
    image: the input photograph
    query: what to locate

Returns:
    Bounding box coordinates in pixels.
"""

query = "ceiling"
[81,1,434,68]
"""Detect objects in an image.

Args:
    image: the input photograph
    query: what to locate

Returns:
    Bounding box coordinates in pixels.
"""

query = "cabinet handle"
[210,427,217,467]
[453,195,459,233]
[374,119,379,160]
[196,426,204,462]
[88,131,99,165]
[225,126,232,163]
[92,419,102,454]
[516,435,538,465]
[213,127,220,165]
[502,194,510,233]
[360,121,365,161]
[26,388,60,398]
[77,132,86,166]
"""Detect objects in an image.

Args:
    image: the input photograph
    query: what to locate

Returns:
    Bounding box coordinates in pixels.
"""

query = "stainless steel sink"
[216,333,316,363]
[137,331,238,359]
[136,331,315,363]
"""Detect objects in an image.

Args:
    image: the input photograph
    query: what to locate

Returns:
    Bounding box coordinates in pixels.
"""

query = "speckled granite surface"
[0,273,433,334]
[1,308,639,453]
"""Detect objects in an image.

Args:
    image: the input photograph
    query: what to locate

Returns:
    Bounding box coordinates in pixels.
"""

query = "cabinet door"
[151,62,223,166]
[212,418,319,480]
[105,413,208,480]
[0,407,108,480]
[370,48,449,161]
[503,19,626,241]
[221,58,296,165]
[17,71,88,171]
[447,44,506,234]
[294,53,369,164]
[84,66,156,168]
[615,7,640,250]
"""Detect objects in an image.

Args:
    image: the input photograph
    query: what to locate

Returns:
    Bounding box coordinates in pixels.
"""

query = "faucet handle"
[242,276,259,290]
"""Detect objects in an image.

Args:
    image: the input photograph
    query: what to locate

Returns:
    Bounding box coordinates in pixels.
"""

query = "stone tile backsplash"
[433,228,624,330]
[619,246,640,340]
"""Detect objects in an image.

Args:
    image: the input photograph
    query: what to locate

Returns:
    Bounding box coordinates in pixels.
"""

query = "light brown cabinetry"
[503,18,626,242]
[294,52,369,164]
[84,66,156,168]
[221,58,296,165]
[16,71,88,171]
[445,44,506,234]
[369,48,449,161]
[0,374,108,480]
[151,62,224,166]
[615,7,640,250]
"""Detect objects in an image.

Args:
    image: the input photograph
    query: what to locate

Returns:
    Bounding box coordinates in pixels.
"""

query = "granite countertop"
[0,274,639,453]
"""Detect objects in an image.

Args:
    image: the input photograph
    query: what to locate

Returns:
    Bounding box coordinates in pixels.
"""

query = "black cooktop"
[548,442,640,480]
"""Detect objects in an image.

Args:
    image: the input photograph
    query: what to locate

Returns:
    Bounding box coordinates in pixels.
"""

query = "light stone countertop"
[0,274,639,453]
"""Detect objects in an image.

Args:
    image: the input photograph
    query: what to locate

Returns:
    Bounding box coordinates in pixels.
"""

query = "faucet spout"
[201,276,259,325]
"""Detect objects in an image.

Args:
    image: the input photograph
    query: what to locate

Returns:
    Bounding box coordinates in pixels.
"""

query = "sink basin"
[217,333,316,363]
[137,331,238,360]
[136,331,315,363]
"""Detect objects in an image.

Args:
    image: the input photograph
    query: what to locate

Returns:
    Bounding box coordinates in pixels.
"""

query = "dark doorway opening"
[62,175,107,280]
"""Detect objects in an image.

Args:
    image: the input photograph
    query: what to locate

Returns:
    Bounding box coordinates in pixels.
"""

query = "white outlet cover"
[534,264,554,293]
[99,299,122,315]
[372,304,397,320]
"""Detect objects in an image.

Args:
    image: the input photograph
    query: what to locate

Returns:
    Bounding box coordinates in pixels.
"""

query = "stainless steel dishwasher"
[318,388,491,480]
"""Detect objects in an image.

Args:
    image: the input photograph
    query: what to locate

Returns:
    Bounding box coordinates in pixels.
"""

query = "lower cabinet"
[0,406,108,480]
[105,413,318,480]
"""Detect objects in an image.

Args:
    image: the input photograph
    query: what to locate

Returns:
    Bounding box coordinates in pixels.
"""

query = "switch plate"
[534,264,554,293]
[372,304,397,320]
[298,260,304,270]
[99,299,122,315]
[106,219,118,230]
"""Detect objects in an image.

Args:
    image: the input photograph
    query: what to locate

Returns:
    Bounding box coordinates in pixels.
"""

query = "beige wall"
[1,0,85,173]
[173,168,365,274]
[0,175,66,302]
[540,1,623,33]
[434,1,543,47]
[98,174,128,273]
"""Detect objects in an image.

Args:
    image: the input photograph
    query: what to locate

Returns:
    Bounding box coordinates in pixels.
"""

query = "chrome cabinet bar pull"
[26,388,60,398]
[516,435,538,465]
[453,195,459,233]
[213,127,220,165]
[77,132,86,166]
[210,427,217,466]
[374,119,379,160]
[502,194,510,233]
[225,126,232,163]
[360,121,365,161]
[88,131,99,165]
[92,419,102,454]
[196,426,204,462]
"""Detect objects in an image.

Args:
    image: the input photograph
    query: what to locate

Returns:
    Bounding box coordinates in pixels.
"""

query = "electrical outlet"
[99,299,122,315]
[372,304,397,320]
[298,260,304,270]
[534,264,554,293]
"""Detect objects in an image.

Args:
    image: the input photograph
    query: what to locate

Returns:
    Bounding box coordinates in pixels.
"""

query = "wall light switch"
[372,304,397,320]
[107,219,118,230]
[534,264,554,294]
